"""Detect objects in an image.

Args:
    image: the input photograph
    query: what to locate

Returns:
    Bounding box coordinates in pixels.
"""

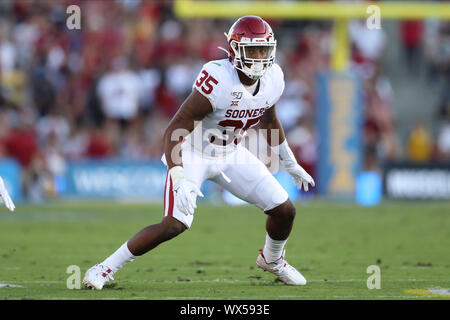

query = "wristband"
[273,140,297,167]
[169,166,185,186]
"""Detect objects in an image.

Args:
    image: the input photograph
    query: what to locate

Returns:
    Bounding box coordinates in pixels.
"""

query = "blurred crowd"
[402,18,450,163]
[0,0,448,201]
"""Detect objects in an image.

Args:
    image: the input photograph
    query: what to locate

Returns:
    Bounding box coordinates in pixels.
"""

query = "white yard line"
[0,284,24,288]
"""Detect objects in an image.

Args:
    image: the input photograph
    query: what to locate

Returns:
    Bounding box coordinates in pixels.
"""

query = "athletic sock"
[101,241,136,272]
[262,234,287,263]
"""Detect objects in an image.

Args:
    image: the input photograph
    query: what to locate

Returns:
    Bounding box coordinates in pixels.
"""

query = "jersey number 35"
[195,70,218,94]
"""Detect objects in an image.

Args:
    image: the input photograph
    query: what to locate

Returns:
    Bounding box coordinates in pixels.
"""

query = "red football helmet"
[220,16,277,80]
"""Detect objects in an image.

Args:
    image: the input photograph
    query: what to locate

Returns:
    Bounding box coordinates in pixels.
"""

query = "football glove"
[169,166,204,216]
[0,176,15,212]
[274,140,315,192]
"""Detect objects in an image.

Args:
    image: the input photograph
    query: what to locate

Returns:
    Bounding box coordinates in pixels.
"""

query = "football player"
[84,15,315,290]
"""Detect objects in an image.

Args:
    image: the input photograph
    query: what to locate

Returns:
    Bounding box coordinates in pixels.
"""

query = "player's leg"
[84,146,209,290]
[263,199,296,261]
[124,159,204,256]
[83,174,190,290]
[210,146,306,285]
[127,216,186,256]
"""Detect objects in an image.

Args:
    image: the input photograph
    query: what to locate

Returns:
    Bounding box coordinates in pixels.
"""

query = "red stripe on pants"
[168,176,174,216]
[163,173,168,215]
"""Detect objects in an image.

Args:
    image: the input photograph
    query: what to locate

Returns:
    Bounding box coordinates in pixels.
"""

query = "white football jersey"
[185,58,285,158]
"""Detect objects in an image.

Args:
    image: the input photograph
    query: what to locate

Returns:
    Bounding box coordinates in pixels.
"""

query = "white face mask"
[230,41,276,80]
[242,61,265,80]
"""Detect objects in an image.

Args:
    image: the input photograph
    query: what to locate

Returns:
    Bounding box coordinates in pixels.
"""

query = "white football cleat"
[256,249,307,285]
[83,264,115,290]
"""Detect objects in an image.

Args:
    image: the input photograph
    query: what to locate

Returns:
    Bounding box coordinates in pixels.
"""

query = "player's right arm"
[163,88,213,169]
[163,61,222,215]
[162,88,212,215]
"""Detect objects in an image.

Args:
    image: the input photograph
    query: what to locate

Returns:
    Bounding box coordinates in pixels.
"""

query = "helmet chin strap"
[246,61,265,78]
[240,61,265,80]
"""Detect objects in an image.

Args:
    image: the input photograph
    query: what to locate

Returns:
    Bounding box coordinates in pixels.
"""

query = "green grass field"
[0,201,449,300]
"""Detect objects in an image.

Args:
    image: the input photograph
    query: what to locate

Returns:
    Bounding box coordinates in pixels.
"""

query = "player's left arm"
[260,105,315,192]
[260,104,286,146]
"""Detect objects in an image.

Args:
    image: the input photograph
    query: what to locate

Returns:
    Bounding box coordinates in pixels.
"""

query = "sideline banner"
[316,71,363,199]
[64,160,217,202]
[65,160,167,200]
[383,162,450,199]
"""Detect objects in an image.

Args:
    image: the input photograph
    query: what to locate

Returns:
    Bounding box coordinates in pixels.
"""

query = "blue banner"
[316,71,363,199]
[65,160,167,200]
[64,160,221,202]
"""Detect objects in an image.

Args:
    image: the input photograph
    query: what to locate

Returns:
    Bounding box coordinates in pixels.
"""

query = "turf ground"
[0,200,449,300]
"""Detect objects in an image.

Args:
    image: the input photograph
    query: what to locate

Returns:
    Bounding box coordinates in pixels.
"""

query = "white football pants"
[162,142,289,228]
